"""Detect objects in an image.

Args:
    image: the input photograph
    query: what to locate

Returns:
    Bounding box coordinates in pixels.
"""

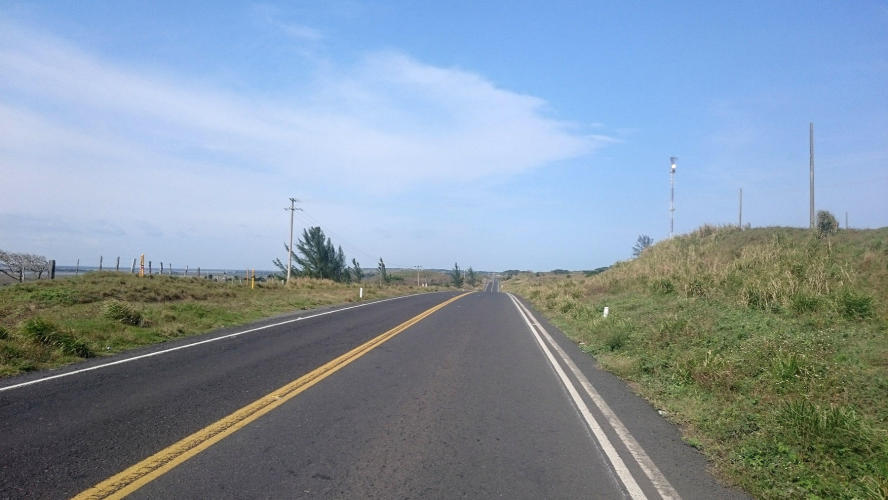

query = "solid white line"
[510,294,681,500]
[0,293,430,393]
[507,294,647,499]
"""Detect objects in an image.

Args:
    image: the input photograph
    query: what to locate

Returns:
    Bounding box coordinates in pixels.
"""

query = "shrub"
[651,278,675,294]
[606,330,630,351]
[817,210,839,238]
[103,300,144,326]
[22,318,93,358]
[0,325,8,340]
[839,290,874,320]
[777,401,869,452]
[791,293,820,314]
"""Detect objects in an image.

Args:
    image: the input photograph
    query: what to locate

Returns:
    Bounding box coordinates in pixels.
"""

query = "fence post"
[20,265,24,283]
[116,256,120,272]
[50,259,56,280]
[131,258,137,274]
[170,263,173,276]
[160,262,164,274]
[75,258,79,275]
[185,265,189,276]
[197,267,200,278]
[149,261,152,275]
[99,256,103,271]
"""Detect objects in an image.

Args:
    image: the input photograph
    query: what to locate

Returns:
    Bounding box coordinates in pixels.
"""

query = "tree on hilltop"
[632,234,654,257]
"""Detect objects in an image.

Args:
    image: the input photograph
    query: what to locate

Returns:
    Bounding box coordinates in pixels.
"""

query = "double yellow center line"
[75,292,470,499]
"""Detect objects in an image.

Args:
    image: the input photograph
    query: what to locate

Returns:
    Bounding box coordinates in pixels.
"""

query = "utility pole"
[845,211,849,230]
[284,198,302,284]
[738,188,743,228]
[670,157,677,238]
[416,265,421,287]
[809,122,815,229]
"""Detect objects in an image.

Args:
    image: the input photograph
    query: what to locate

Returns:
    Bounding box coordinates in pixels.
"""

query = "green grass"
[0,272,443,377]
[503,226,888,499]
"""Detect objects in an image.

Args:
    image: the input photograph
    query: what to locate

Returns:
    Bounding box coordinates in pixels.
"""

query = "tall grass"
[504,226,888,498]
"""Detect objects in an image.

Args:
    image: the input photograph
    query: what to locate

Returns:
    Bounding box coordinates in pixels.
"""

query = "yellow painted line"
[74,292,471,500]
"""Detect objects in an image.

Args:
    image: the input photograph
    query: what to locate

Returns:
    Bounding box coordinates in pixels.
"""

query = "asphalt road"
[1,283,747,499]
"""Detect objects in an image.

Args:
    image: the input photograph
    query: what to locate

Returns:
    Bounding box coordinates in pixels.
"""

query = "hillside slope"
[504,226,888,499]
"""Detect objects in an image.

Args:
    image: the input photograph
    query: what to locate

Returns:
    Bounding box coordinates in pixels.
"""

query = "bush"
[839,290,874,320]
[817,210,839,238]
[0,325,8,340]
[791,293,820,314]
[103,300,144,326]
[651,278,675,295]
[22,318,93,358]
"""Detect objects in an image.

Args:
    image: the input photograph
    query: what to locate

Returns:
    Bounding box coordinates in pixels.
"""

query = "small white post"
[603,306,610,318]
[359,287,363,299]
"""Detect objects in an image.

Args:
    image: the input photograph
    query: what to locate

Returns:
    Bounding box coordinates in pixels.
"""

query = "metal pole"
[810,122,815,229]
[669,157,677,238]
[845,211,848,230]
[739,188,743,228]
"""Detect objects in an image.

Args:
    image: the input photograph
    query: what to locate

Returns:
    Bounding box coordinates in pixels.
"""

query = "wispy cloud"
[0,21,603,187]
[0,19,609,265]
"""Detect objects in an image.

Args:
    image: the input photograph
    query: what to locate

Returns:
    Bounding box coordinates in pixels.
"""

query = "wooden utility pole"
[285,198,302,285]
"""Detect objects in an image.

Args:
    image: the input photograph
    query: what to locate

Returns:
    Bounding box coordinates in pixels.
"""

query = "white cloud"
[0,20,609,266]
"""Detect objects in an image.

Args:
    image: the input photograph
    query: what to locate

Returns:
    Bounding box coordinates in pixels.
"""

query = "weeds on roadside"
[503,226,888,498]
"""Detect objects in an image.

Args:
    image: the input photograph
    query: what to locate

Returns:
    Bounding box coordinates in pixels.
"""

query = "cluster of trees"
[273,227,485,289]
[0,250,51,282]
[273,226,365,283]
[449,263,476,287]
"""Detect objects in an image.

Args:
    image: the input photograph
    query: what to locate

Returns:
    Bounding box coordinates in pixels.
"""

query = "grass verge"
[503,226,888,499]
[0,272,442,378]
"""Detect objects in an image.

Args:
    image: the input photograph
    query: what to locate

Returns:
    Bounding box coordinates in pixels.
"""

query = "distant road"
[1,282,746,499]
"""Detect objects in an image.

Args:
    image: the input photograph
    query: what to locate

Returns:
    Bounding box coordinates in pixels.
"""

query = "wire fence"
[0,255,279,286]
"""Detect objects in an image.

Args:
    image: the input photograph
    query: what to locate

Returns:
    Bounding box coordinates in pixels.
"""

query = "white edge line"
[0,292,433,393]
[507,293,647,500]
[510,293,681,500]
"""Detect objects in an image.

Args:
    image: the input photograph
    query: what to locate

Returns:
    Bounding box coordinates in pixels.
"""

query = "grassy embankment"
[0,272,441,378]
[503,226,888,499]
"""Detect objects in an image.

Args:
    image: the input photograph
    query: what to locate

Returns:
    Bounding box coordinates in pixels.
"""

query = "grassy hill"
[503,225,888,499]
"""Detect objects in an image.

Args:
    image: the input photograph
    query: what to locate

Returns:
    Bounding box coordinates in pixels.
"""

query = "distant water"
[54,266,279,278]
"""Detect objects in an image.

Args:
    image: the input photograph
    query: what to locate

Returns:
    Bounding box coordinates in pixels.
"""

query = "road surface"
[0,282,746,498]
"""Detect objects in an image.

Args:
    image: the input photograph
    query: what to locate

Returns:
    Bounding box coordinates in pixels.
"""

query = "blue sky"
[1,1,886,271]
